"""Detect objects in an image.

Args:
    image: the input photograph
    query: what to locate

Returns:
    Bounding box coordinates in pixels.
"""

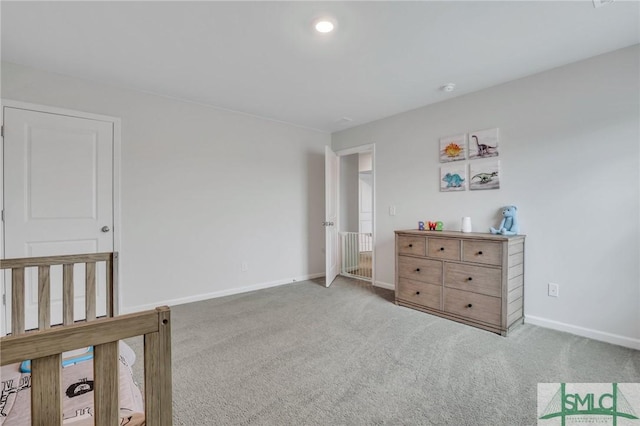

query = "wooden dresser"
[395,230,525,336]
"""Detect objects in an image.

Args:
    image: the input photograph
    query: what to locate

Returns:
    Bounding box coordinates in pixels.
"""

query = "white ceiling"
[2,1,639,133]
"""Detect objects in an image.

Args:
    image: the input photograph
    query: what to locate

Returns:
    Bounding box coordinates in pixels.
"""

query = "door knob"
[101,226,110,232]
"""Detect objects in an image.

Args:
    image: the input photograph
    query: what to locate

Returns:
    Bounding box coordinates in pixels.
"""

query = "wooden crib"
[0,252,172,425]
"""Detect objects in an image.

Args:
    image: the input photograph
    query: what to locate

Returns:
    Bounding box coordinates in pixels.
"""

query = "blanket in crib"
[0,342,144,425]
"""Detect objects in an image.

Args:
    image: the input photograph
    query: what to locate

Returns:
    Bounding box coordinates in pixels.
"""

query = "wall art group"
[439,128,500,192]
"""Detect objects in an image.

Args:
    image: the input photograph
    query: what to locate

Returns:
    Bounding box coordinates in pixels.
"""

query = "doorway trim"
[0,99,123,325]
[334,143,377,287]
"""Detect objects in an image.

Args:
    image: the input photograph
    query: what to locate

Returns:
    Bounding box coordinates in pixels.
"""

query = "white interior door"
[325,146,339,287]
[3,106,114,330]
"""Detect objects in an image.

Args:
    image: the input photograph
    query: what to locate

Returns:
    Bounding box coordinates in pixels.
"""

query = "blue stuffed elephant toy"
[490,206,519,236]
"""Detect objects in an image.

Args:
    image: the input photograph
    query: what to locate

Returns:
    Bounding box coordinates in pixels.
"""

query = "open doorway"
[338,148,374,283]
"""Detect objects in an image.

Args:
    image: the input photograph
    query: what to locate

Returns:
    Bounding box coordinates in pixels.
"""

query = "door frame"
[1,99,122,333]
[334,143,376,287]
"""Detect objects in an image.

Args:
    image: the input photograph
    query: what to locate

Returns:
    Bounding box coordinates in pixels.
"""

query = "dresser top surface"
[395,229,525,241]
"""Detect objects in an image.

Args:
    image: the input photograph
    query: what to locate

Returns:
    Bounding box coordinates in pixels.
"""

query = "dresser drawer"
[427,238,461,261]
[462,240,502,266]
[398,256,441,285]
[444,288,501,326]
[397,278,441,310]
[444,263,501,297]
[397,236,426,256]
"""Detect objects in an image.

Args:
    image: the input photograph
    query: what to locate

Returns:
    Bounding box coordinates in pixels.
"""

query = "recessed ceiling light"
[315,20,335,33]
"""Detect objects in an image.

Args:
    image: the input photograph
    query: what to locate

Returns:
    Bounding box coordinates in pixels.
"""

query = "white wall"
[339,154,359,233]
[359,152,372,172]
[332,46,640,347]
[1,61,329,311]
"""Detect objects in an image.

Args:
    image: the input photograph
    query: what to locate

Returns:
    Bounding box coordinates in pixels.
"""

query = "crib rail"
[1,252,117,335]
[0,252,173,425]
[0,306,172,426]
[340,232,373,281]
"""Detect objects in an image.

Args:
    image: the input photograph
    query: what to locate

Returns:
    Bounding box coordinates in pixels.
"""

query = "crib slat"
[106,257,114,317]
[38,265,51,329]
[63,264,74,325]
[85,262,96,321]
[94,341,119,426]
[31,353,62,425]
[11,267,25,335]
[145,307,173,426]
[112,253,119,316]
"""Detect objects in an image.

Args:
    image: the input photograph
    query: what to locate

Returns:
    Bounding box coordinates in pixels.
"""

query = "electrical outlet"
[548,282,559,297]
[241,261,249,272]
[389,205,396,216]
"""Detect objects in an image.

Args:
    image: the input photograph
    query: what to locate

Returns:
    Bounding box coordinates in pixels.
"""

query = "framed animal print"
[439,134,467,163]
[469,128,499,160]
[470,160,500,190]
[440,163,466,192]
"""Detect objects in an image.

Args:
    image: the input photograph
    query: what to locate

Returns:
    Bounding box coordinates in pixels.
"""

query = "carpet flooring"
[128,276,640,425]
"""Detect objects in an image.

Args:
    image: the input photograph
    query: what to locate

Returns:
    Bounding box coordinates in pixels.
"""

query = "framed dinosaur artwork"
[469,128,499,160]
[439,133,467,163]
[470,159,500,190]
[440,163,467,192]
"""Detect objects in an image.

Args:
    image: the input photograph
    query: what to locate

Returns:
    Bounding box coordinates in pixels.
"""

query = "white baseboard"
[122,272,325,314]
[525,315,640,350]
[373,280,395,290]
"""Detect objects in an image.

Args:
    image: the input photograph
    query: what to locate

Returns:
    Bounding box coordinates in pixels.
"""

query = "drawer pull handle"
[415,268,421,272]
[477,251,483,255]
[467,303,473,308]
[409,244,413,248]
[416,291,420,295]
[467,277,473,281]
[440,247,445,251]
